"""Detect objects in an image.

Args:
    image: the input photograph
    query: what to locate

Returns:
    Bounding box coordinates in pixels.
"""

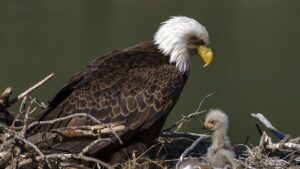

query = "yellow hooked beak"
[197,45,213,67]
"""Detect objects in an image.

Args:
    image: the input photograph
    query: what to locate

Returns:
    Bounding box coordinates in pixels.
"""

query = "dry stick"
[27,113,109,129]
[11,97,31,169]
[0,123,14,167]
[10,97,27,129]
[14,135,44,158]
[25,113,123,145]
[266,142,300,150]
[194,92,217,113]
[20,98,31,137]
[10,101,50,169]
[259,131,300,150]
[28,95,47,109]
[22,100,51,168]
[3,100,51,169]
[80,137,112,155]
[251,113,285,140]
[2,116,110,168]
[52,124,125,138]
[162,110,207,132]
[282,150,300,161]
[175,136,207,169]
[163,92,216,132]
[11,153,112,169]
[60,162,92,169]
[160,131,210,140]
[7,73,54,108]
[136,143,161,160]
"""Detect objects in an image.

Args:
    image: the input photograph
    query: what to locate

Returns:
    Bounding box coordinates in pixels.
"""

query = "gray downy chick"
[203,109,237,169]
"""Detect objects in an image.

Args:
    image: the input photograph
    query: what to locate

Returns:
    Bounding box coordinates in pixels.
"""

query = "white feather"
[154,16,209,73]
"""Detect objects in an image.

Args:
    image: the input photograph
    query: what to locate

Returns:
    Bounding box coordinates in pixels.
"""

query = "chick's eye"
[209,120,214,124]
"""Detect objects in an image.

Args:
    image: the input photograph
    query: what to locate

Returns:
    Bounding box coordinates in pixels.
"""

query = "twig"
[162,110,207,132]
[3,100,51,169]
[260,131,273,145]
[136,143,161,160]
[160,131,210,140]
[251,113,285,140]
[14,134,51,169]
[7,73,54,108]
[266,143,300,150]
[52,124,125,138]
[236,136,250,157]
[175,136,207,169]
[26,113,123,145]
[11,153,112,169]
[26,113,112,129]
[14,134,44,158]
[195,92,217,113]
[163,92,216,132]
[10,97,28,128]
[80,137,112,155]
[11,97,32,169]
[60,162,92,169]
[28,96,47,109]
[21,98,31,137]
[255,124,263,136]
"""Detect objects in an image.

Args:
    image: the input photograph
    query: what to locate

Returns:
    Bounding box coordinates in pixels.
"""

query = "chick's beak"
[203,122,213,130]
[197,45,213,67]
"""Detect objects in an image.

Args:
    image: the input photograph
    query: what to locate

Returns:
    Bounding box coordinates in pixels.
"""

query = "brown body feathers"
[30,42,188,159]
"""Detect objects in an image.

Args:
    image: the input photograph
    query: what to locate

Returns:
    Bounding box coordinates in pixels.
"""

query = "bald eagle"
[30,16,213,162]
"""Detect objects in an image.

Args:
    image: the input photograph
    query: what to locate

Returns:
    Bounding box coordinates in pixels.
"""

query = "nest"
[0,74,299,169]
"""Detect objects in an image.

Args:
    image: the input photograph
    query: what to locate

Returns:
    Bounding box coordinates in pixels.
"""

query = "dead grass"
[237,146,291,169]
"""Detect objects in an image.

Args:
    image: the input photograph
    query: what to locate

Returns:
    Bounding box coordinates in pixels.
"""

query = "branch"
[26,113,110,129]
[195,91,217,113]
[160,131,210,140]
[80,138,112,155]
[11,98,32,169]
[175,136,207,169]
[251,113,285,140]
[266,142,300,150]
[0,100,52,169]
[10,153,112,169]
[14,134,44,158]
[20,98,32,137]
[26,113,123,145]
[7,73,54,108]
[14,134,52,168]
[52,123,125,137]
[163,92,216,132]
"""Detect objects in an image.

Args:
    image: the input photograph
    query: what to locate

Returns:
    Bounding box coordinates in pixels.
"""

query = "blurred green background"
[0,0,299,144]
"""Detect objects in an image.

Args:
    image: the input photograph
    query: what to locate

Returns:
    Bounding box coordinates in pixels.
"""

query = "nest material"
[0,77,299,169]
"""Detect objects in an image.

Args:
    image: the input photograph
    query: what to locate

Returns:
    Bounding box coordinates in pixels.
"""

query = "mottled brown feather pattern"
[30,41,188,154]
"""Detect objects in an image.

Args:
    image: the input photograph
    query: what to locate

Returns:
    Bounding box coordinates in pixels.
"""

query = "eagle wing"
[33,42,187,154]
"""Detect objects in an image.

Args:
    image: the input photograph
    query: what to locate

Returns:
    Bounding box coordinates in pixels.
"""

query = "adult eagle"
[31,16,213,162]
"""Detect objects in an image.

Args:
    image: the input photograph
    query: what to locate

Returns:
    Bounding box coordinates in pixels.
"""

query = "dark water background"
[1,1,300,144]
